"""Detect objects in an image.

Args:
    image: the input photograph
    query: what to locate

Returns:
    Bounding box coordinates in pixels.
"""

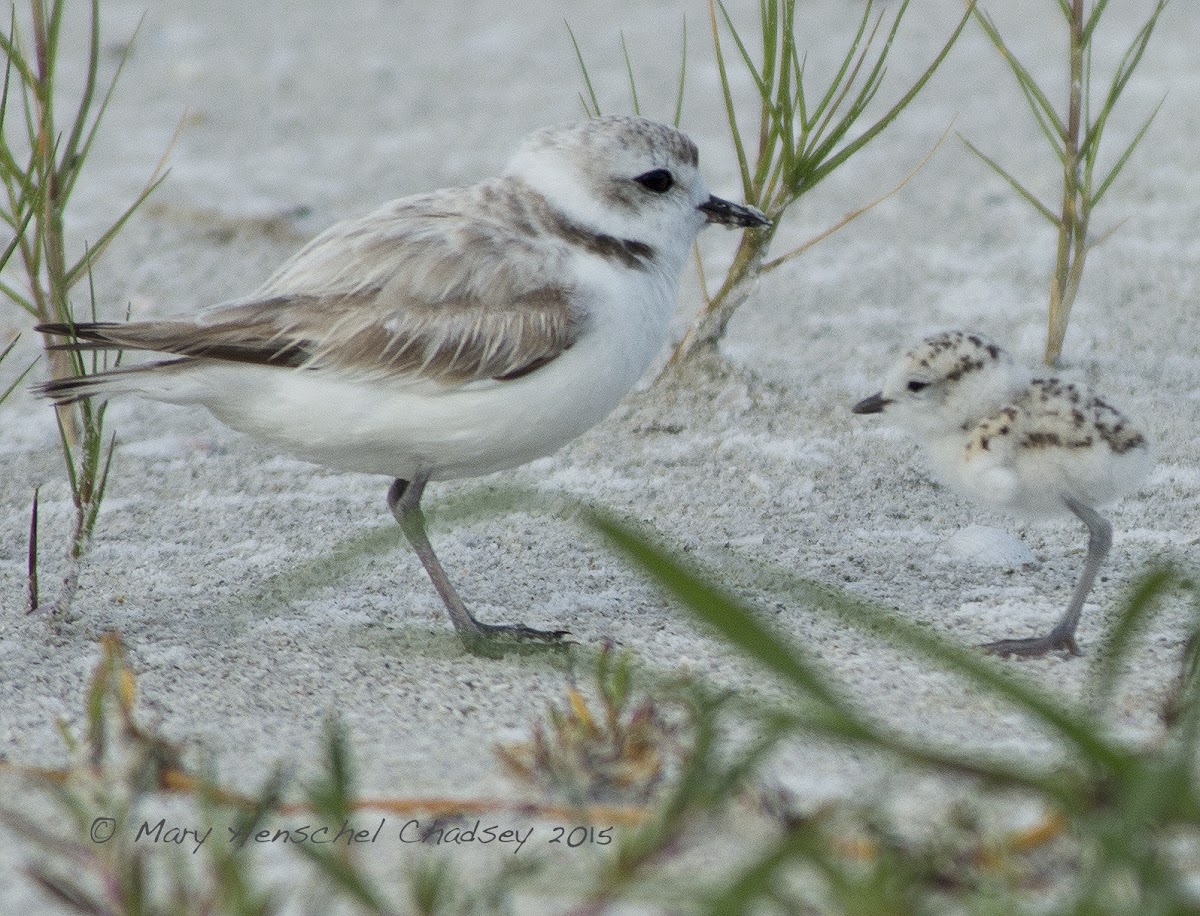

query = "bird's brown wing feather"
[40,181,590,383]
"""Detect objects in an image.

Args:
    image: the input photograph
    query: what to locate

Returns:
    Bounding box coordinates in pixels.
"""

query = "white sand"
[1,0,1197,908]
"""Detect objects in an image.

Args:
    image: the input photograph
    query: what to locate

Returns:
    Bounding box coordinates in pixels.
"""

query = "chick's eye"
[907,380,929,393]
[634,169,674,194]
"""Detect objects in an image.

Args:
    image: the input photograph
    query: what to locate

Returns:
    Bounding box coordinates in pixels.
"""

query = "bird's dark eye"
[634,169,674,194]
[907,380,929,393]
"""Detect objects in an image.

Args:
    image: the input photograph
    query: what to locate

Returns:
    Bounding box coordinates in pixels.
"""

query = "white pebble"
[944,525,1037,568]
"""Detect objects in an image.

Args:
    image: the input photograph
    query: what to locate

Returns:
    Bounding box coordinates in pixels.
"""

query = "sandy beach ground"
[1,0,1197,909]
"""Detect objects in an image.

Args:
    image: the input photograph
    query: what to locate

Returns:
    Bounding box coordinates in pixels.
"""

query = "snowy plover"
[853,330,1152,657]
[37,115,768,654]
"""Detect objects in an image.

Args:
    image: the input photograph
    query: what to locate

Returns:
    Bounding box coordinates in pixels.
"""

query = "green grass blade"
[793,45,809,130]
[601,500,1135,772]
[759,0,778,103]
[45,0,68,72]
[53,403,81,499]
[4,146,44,225]
[709,0,753,196]
[588,508,865,721]
[1017,76,1070,162]
[289,720,392,908]
[769,701,1064,795]
[27,488,38,612]
[973,7,1065,142]
[959,133,1058,224]
[56,0,100,190]
[714,0,770,101]
[0,350,38,403]
[0,22,14,146]
[801,1,974,192]
[1170,589,1200,750]
[1097,3,1165,123]
[0,333,19,366]
[292,758,391,916]
[81,432,117,545]
[1089,565,1180,715]
[0,198,38,278]
[1082,0,1115,45]
[764,2,794,185]
[306,717,356,820]
[801,0,878,155]
[782,25,805,150]
[565,22,602,118]
[0,277,36,315]
[760,145,787,207]
[1089,96,1163,209]
[766,570,1133,771]
[807,0,875,126]
[64,170,168,288]
[672,15,687,127]
[590,509,1075,798]
[836,0,902,117]
[60,12,147,203]
[0,27,38,94]
[703,827,814,915]
[715,0,772,111]
[752,72,789,194]
[619,32,640,116]
[1079,2,1167,172]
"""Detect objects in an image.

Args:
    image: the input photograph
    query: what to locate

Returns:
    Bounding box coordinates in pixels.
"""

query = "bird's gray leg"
[387,475,569,653]
[982,496,1112,659]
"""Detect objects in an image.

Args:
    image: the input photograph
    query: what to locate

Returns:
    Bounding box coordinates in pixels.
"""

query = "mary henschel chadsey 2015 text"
[119,816,614,855]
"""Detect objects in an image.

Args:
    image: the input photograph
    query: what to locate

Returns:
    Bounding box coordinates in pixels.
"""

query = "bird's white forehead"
[515,115,700,170]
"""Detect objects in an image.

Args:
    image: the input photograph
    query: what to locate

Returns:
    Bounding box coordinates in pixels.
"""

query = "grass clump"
[0,0,169,608]
[962,0,1170,366]
[495,643,689,807]
[572,1,975,376]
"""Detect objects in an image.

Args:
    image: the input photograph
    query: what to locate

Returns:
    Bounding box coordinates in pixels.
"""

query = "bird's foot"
[980,631,1081,659]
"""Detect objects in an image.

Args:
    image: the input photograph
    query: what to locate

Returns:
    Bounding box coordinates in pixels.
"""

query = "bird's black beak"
[698,195,770,229]
[852,392,891,414]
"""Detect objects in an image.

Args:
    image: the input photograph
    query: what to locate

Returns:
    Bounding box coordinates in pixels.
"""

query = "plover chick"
[36,115,769,655]
[852,330,1152,658]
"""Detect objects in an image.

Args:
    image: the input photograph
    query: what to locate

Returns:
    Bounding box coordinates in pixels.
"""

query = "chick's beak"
[852,392,891,415]
[698,195,770,229]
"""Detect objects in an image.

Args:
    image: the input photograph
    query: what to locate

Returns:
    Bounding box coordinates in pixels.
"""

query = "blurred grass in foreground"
[587,510,1200,915]
[1,502,1195,914]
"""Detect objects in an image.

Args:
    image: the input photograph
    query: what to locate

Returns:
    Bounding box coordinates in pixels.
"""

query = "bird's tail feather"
[35,359,191,406]
[38,320,188,354]
[34,320,213,405]
[35,319,308,368]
